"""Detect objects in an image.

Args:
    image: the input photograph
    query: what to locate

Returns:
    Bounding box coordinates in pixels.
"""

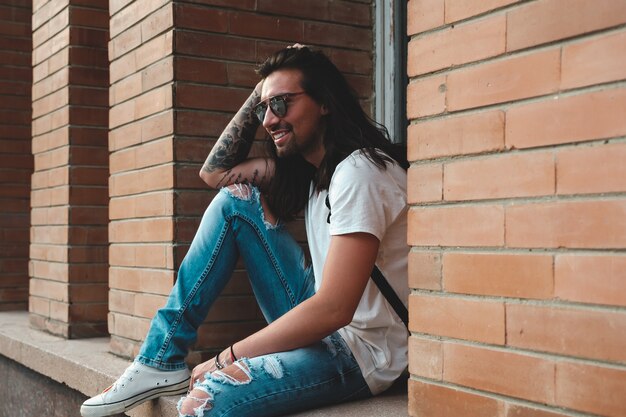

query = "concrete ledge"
[0,311,407,416]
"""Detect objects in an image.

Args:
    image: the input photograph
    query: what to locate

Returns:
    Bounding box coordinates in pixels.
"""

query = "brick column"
[29,0,109,338]
[108,1,374,364]
[406,1,626,416]
[0,0,32,311]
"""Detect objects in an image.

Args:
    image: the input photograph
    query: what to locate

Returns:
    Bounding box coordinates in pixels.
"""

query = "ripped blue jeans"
[136,186,371,416]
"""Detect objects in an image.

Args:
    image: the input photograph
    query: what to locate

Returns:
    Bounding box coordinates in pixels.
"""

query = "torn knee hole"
[214,361,252,384]
[178,388,213,417]
[225,183,254,200]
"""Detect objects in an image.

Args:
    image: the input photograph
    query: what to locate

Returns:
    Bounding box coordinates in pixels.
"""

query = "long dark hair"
[257,46,408,220]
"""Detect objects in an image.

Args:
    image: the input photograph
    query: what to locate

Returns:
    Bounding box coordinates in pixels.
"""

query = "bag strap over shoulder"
[325,195,409,329]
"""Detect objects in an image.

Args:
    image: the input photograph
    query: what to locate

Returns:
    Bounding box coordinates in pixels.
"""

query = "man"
[81,45,408,417]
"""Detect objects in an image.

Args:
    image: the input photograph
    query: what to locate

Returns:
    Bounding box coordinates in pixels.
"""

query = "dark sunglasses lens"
[254,103,267,122]
[270,97,287,117]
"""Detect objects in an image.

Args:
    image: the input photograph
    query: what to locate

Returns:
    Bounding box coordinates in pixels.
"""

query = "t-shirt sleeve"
[327,155,406,241]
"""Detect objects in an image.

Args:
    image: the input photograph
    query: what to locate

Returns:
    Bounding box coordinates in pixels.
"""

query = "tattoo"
[202,89,260,175]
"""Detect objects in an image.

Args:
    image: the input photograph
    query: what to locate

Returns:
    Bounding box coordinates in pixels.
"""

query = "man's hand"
[188,348,235,391]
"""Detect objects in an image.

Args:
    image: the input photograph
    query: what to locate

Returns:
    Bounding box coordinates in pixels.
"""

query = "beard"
[271,123,324,161]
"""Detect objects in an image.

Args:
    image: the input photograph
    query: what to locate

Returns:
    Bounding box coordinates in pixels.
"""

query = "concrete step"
[0,311,407,416]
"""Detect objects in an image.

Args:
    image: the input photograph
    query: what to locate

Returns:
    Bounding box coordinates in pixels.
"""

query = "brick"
[447,48,560,111]
[109,243,173,269]
[505,404,567,417]
[408,379,502,417]
[556,361,626,417]
[115,31,173,82]
[110,0,168,38]
[407,110,504,161]
[140,3,174,41]
[30,259,69,281]
[175,190,216,216]
[67,246,108,264]
[69,206,107,225]
[444,342,555,403]
[175,138,215,164]
[109,164,174,197]
[109,311,150,341]
[33,27,70,66]
[176,56,227,84]
[562,30,626,90]
[32,68,67,100]
[257,0,327,21]
[408,14,505,76]
[109,266,175,296]
[68,27,107,49]
[506,87,626,149]
[30,243,67,263]
[407,75,446,119]
[506,200,626,249]
[408,205,504,247]
[132,292,167,318]
[33,88,69,118]
[175,110,232,137]
[175,32,255,62]
[445,0,518,23]
[326,49,373,76]
[31,206,68,225]
[408,336,443,379]
[408,163,442,203]
[408,251,442,290]
[102,69,133,102]
[109,191,174,220]
[507,0,626,51]
[409,294,505,344]
[110,137,173,173]
[407,0,444,35]
[329,1,371,27]
[507,303,626,363]
[206,296,263,322]
[443,252,553,298]
[556,142,626,195]
[303,21,372,50]
[109,218,174,243]
[32,7,69,48]
[555,255,626,307]
[32,0,68,31]
[175,84,250,112]
[444,151,555,201]
[70,7,109,29]
[229,12,302,41]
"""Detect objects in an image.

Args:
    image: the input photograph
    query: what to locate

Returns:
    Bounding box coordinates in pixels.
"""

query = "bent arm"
[233,232,379,358]
[200,82,275,190]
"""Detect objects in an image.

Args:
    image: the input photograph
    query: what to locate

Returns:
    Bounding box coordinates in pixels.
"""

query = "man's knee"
[222,184,278,227]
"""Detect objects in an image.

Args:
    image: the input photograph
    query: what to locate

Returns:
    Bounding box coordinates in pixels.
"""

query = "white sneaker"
[80,361,190,417]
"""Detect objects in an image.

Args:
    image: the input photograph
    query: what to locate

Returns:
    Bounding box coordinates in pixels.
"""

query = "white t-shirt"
[304,149,408,395]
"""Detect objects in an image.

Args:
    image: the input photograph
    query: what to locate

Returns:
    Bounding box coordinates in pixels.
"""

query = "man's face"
[260,69,328,166]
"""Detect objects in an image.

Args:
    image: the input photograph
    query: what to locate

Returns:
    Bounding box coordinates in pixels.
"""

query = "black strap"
[371,265,409,329]
[325,195,409,329]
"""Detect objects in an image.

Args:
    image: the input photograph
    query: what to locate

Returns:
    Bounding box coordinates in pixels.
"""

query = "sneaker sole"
[80,378,189,417]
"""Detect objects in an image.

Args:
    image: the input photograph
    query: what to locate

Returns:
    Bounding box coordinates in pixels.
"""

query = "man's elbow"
[199,168,219,190]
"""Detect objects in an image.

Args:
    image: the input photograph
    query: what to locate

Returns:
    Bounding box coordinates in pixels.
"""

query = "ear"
[320,103,329,115]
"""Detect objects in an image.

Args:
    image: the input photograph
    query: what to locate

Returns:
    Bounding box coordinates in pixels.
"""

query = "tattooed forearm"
[202,89,261,174]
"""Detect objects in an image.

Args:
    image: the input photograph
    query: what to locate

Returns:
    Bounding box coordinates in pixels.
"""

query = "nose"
[262,106,279,130]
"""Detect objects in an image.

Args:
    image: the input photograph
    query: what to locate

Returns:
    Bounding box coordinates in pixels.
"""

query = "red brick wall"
[0,0,32,311]
[107,0,374,363]
[29,0,109,338]
[406,1,626,416]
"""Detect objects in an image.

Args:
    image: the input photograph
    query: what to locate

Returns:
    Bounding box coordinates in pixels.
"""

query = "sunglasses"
[253,92,306,123]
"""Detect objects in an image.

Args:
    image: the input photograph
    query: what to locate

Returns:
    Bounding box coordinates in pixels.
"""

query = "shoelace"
[110,365,139,393]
